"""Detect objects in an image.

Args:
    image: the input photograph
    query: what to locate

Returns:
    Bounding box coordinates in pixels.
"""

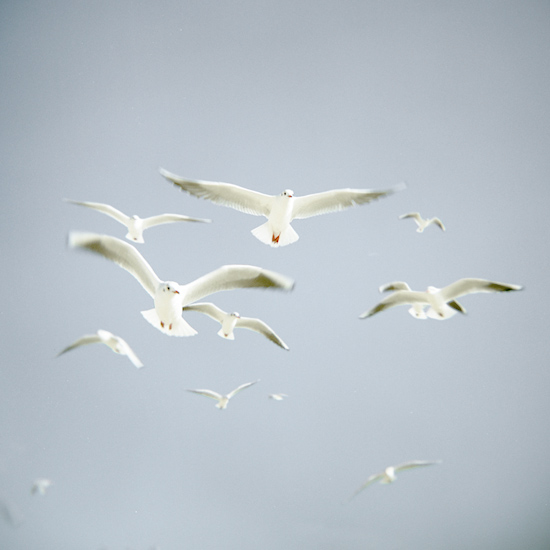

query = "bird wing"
[187,389,223,401]
[440,278,523,302]
[236,317,289,350]
[291,183,405,220]
[160,168,273,216]
[359,290,429,318]
[57,334,102,356]
[378,281,412,293]
[181,302,226,322]
[349,473,384,500]
[141,213,211,229]
[68,233,161,298]
[430,217,445,231]
[64,199,130,225]
[117,339,144,368]
[227,380,259,400]
[399,212,422,222]
[394,460,441,472]
[181,265,294,306]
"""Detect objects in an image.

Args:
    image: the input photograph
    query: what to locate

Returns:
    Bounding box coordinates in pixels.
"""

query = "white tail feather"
[217,328,235,340]
[141,308,198,336]
[251,222,299,247]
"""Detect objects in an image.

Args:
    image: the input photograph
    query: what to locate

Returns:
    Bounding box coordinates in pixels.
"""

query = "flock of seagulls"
[46,167,523,505]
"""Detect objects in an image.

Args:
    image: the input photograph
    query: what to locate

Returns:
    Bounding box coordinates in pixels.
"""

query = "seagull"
[57,329,144,368]
[399,212,445,233]
[350,460,441,500]
[160,168,405,247]
[182,302,289,349]
[31,479,53,496]
[360,278,523,320]
[268,393,288,401]
[378,281,465,320]
[69,233,294,337]
[187,380,259,409]
[64,199,210,243]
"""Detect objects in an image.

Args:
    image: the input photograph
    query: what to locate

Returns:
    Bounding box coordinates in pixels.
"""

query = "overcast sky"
[1,1,550,549]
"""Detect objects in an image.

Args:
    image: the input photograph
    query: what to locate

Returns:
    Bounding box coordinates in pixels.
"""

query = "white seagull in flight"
[360,278,523,320]
[187,380,259,409]
[160,168,405,247]
[69,233,295,337]
[399,212,445,233]
[377,281,465,320]
[64,199,210,243]
[57,329,144,368]
[350,460,441,500]
[31,479,53,496]
[268,393,288,401]
[182,302,289,349]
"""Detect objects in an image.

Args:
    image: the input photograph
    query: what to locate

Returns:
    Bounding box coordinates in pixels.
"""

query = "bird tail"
[251,222,299,247]
[141,309,198,336]
[217,328,235,340]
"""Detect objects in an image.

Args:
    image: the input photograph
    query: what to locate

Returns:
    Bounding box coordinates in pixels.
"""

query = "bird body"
[65,199,210,243]
[182,302,289,349]
[69,233,295,336]
[160,168,404,247]
[57,329,143,367]
[399,212,445,233]
[268,393,288,401]
[361,278,523,320]
[187,380,259,409]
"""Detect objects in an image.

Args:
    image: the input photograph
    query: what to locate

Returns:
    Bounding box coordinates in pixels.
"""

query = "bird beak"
[173,290,180,294]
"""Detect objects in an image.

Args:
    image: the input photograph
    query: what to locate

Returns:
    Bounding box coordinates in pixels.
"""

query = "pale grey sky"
[1,1,549,549]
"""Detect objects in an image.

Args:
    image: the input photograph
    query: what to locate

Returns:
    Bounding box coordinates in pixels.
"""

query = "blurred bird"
[361,278,523,320]
[268,393,288,401]
[350,460,441,500]
[182,302,289,349]
[378,281,464,320]
[187,380,259,410]
[57,329,143,368]
[69,233,295,337]
[65,199,210,243]
[160,168,405,247]
[399,212,445,232]
[31,479,52,496]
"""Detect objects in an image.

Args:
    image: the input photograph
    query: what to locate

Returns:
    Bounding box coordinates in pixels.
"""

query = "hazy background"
[1,1,549,548]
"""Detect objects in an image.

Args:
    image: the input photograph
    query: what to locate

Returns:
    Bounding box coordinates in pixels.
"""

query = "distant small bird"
[268,393,288,401]
[31,479,53,496]
[182,302,289,349]
[160,168,405,247]
[65,199,210,243]
[377,281,464,320]
[187,380,259,410]
[350,460,441,500]
[57,329,143,368]
[399,212,445,232]
[69,233,294,337]
[361,278,523,320]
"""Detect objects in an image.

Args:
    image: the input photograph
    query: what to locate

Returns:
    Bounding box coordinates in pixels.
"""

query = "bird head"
[163,282,180,294]
[281,189,294,198]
